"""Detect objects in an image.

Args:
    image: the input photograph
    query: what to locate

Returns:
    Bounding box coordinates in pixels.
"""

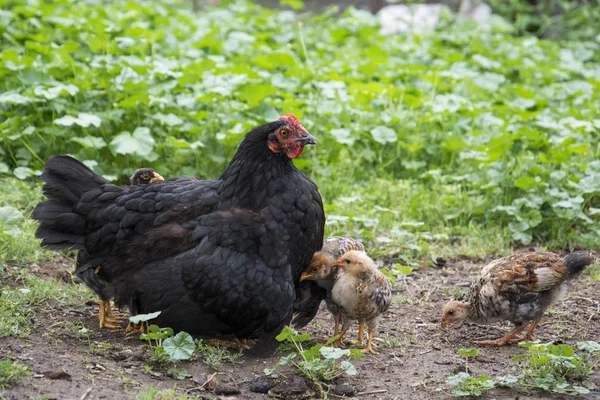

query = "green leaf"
[13,167,36,180]
[320,346,350,360]
[276,326,297,342]
[167,367,188,380]
[340,360,357,376]
[110,127,155,158]
[330,128,355,145]
[550,344,574,357]
[0,163,8,174]
[129,311,161,324]
[394,264,412,276]
[577,341,600,352]
[238,84,277,108]
[0,206,23,235]
[70,136,107,149]
[54,113,102,128]
[163,332,196,362]
[154,113,183,127]
[457,348,479,358]
[514,176,538,191]
[280,0,304,10]
[370,126,397,144]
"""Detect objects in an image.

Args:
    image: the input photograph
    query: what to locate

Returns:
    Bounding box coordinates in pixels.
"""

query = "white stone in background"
[377,0,493,36]
[377,4,448,35]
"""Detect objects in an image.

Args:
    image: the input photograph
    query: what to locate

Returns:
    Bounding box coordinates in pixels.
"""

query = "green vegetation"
[443,341,600,397]
[133,312,241,368]
[136,386,200,400]
[0,273,95,337]
[266,327,361,397]
[0,359,30,389]
[0,0,599,265]
[0,179,53,268]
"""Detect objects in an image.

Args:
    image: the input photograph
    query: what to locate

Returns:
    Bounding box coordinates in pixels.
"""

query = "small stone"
[214,385,241,396]
[332,384,355,397]
[248,378,276,393]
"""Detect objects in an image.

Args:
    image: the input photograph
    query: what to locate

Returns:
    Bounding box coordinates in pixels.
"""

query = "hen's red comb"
[279,114,307,132]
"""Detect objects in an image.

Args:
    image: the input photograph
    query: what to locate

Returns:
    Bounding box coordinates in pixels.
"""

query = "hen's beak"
[150,173,164,183]
[441,320,451,328]
[300,272,311,281]
[296,132,318,145]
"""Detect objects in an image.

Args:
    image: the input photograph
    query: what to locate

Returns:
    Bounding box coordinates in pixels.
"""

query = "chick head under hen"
[301,251,336,283]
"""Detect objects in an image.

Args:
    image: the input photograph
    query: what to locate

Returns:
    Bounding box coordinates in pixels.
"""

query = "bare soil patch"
[2,255,599,399]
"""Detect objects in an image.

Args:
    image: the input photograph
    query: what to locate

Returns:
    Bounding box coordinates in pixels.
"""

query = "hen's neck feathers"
[219,121,297,209]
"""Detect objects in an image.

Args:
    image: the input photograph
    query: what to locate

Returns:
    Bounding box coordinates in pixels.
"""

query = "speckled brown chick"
[300,237,365,337]
[130,168,164,185]
[441,251,595,346]
[331,250,392,355]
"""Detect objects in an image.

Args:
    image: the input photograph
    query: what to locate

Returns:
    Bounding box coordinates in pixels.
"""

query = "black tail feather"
[33,155,107,250]
[564,251,595,280]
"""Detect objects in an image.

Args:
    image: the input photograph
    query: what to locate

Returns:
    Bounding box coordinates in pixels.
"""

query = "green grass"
[136,386,200,400]
[1,0,600,263]
[0,178,53,268]
[0,359,30,390]
[0,273,95,337]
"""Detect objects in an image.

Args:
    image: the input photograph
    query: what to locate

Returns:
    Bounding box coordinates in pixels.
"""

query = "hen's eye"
[141,174,150,180]
[280,129,289,137]
[345,259,351,264]
[312,266,318,271]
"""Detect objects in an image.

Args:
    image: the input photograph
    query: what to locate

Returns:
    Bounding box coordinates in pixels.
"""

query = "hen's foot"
[126,322,146,336]
[93,299,124,330]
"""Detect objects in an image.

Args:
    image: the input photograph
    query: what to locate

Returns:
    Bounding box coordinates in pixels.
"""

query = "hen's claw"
[93,299,124,330]
[126,322,146,336]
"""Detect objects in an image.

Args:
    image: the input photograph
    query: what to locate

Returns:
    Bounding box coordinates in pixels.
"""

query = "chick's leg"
[333,314,341,337]
[344,320,366,346]
[521,317,542,342]
[361,320,379,355]
[334,320,352,348]
[474,324,525,346]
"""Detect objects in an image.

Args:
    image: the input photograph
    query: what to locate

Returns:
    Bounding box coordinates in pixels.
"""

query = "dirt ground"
[2,253,599,400]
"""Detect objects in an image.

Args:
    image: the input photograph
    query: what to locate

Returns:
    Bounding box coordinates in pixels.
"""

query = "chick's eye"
[141,174,149,180]
[448,310,454,315]
[280,129,289,137]
[345,259,351,264]
[312,266,318,271]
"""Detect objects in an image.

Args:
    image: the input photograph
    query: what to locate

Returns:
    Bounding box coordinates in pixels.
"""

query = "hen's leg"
[126,322,146,335]
[92,298,123,330]
[361,321,379,355]
[474,324,525,346]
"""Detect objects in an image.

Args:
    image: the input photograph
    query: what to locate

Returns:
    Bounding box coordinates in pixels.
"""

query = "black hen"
[33,115,325,356]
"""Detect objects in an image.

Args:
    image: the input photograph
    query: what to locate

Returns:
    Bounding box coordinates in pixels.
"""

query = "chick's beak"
[300,272,311,281]
[440,320,451,328]
[150,173,164,183]
[295,132,318,145]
